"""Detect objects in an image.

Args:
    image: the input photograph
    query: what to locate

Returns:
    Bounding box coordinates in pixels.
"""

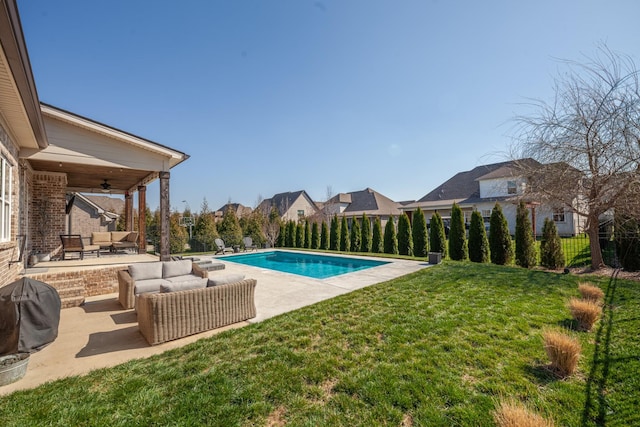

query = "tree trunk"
[587,216,605,270]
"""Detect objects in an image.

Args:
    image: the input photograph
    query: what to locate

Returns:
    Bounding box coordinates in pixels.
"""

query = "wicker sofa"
[117,260,209,309]
[137,278,257,345]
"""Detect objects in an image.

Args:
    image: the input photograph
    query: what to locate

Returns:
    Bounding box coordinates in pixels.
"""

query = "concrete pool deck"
[1,253,429,395]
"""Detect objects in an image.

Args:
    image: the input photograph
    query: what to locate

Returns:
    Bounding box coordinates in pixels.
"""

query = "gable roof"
[217,203,252,217]
[82,194,125,215]
[325,188,402,217]
[258,190,318,217]
[417,158,541,203]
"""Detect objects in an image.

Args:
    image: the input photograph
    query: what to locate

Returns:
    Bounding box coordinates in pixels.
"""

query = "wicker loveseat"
[137,278,257,345]
[117,260,209,309]
[92,231,139,253]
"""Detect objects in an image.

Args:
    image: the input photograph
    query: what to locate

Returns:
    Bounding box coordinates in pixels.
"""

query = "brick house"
[0,0,188,288]
[66,193,124,236]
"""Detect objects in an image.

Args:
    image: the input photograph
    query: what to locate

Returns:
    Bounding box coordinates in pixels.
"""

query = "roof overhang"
[22,104,189,194]
[0,0,47,150]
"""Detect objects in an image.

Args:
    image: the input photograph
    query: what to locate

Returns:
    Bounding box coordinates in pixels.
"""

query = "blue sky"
[18,1,640,213]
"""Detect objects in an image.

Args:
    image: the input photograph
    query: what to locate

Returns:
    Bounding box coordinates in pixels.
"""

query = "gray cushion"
[129,262,163,281]
[207,274,245,287]
[134,278,168,294]
[160,279,207,293]
[162,260,193,278]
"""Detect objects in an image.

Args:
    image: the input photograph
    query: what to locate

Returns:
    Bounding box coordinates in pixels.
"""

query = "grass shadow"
[580,269,618,426]
[523,363,559,386]
[558,318,579,330]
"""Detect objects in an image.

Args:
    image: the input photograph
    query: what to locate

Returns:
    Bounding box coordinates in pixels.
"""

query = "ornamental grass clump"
[569,297,602,331]
[578,282,605,304]
[543,329,581,378]
[493,399,555,427]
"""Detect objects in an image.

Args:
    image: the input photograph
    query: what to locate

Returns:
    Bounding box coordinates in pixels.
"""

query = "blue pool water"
[218,251,389,279]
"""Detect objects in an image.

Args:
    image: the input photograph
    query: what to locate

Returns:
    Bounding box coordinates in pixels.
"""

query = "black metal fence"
[550,233,618,268]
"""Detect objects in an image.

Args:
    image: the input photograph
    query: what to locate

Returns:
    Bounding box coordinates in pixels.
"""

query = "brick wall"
[0,120,26,288]
[30,171,67,256]
[69,196,116,237]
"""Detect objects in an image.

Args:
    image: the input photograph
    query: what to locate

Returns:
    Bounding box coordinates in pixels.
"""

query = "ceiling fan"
[100,179,111,192]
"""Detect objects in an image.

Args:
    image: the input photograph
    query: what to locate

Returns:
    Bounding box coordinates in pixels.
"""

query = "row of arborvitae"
[493,282,605,427]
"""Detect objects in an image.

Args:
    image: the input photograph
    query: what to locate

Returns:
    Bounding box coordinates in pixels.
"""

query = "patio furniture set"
[59,231,139,260]
[117,259,257,345]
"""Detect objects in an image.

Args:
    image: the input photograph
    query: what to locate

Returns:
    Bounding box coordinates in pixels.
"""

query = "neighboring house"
[322,188,402,229]
[67,193,124,236]
[0,0,188,287]
[400,159,585,236]
[215,203,252,221]
[257,190,319,222]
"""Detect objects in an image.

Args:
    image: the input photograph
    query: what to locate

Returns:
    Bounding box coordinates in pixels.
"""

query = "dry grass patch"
[569,297,602,331]
[543,329,581,378]
[493,399,555,427]
[266,406,287,427]
[578,282,605,304]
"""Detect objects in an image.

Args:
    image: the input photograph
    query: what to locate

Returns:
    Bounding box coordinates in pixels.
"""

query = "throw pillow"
[129,262,163,280]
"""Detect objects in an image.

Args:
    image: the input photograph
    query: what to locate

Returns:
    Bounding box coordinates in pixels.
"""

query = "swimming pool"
[218,251,389,279]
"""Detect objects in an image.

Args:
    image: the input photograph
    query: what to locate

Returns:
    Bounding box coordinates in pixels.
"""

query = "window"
[297,210,304,219]
[481,209,491,220]
[0,156,12,242]
[507,181,517,195]
[553,208,565,223]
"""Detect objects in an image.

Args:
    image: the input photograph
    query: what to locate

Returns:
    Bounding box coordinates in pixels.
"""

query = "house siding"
[282,195,316,222]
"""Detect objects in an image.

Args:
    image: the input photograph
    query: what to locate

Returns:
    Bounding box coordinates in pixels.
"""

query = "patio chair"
[214,238,234,255]
[243,236,257,251]
[60,234,100,260]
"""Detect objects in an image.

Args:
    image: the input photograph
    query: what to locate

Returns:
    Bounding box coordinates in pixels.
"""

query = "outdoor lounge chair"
[60,234,100,260]
[214,238,235,254]
[243,236,257,251]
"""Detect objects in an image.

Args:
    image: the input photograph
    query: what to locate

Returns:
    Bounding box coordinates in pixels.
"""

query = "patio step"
[48,278,86,308]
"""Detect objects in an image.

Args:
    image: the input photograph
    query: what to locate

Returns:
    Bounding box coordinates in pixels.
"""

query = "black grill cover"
[0,277,61,355]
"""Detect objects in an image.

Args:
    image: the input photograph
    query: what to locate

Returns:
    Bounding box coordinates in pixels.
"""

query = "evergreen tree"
[295,222,304,248]
[429,212,447,256]
[515,201,537,268]
[360,213,372,253]
[320,221,329,250]
[540,217,565,269]
[286,220,296,247]
[304,219,312,248]
[468,210,489,263]
[615,214,640,271]
[169,211,188,254]
[193,199,218,252]
[329,214,340,251]
[397,213,413,256]
[340,216,350,251]
[383,217,398,254]
[371,217,383,253]
[448,203,468,260]
[311,221,320,249]
[217,207,243,247]
[489,203,513,265]
[277,222,286,247]
[412,208,428,257]
[242,210,266,248]
[350,218,361,252]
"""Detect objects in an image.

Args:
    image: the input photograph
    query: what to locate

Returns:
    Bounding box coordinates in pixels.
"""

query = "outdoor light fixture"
[100,179,111,192]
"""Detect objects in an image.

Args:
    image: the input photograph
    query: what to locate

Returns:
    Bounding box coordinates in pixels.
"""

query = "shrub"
[569,298,602,331]
[468,210,489,263]
[360,214,372,253]
[217,206,243,247]
[578,282,605,304]
[350,217,361,252]
[412,208,428,257]
[295,222,304,248]
[329,214,340,251]
[340,216,350,252]
[493,399,555,427]
[429,212,447,257]
[383,217,398,254]
[448,203,468,260]
[371,217,383,253]
[540,218,565,269]
[286,220,296,247]
[489,203,513,265]
[310,221,320,249]
[304,219,311,248]
[543,329,581,378]
[515,201,537,268]
[320,221,329,250]
[397,213,413,256]
[615,214,640,271]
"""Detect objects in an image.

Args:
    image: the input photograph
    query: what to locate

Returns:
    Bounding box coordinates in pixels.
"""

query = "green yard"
[1,262,637,426]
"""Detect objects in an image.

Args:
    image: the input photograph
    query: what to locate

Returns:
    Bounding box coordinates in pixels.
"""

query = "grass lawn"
[1,262,638,426]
